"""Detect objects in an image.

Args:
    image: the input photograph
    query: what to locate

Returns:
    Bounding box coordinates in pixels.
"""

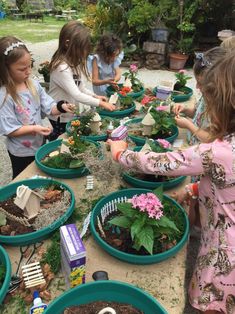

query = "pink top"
[119,134,235,312]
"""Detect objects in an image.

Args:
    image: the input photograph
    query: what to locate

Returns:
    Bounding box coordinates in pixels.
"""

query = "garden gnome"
[141,113,155,136]
[90,112,102,133]
[14,185,44,219]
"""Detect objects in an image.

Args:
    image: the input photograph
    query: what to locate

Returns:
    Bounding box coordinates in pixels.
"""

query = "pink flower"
[141,95,151,105]
[179,69,186,74]
[130,64,138,73]
[156,105,168,111]
[156,139,171,149]
[130,193,163,220]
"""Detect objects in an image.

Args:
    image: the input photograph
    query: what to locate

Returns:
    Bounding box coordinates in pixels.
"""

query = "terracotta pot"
[169,53,188,70]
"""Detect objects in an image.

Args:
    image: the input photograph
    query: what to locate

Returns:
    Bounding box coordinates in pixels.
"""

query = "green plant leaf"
[117,202,137,217]
[0,213,6,226]
[158,216,179,232]
[130,216,145,240]
[109,216,131,228]
[69,159,84,169]
[137,225,154,255]
[152,185,163,201]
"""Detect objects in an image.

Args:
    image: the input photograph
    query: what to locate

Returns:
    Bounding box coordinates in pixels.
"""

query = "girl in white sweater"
[48,21,115,139]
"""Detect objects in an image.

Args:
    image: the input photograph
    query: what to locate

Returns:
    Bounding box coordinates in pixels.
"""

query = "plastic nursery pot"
[66,117,118,142]
[106,84,145,99]
[90,188,189,264]
[35,139,99,179]
[44,280,167,314]
[125,118,179,145]
[171,86,193,103]
[98,102,136,119]
[123,146,186,190]
[0,245,11,304]
[0,178,75,246]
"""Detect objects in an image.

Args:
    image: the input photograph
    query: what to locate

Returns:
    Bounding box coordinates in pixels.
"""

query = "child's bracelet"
[57,100,67,113]
[114,150,125,162]
[185,183,199,199]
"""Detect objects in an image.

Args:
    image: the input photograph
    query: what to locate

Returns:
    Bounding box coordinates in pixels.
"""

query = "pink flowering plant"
[149,106,176,137]
[174,69,192,89]
[108,187,179,255]
[122,64,143,92]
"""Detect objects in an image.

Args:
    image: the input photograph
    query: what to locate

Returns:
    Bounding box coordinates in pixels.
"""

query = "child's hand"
[99,101,116,111]
[107,139,128,161]
[173,104,185,115]
[106,78,117,85]
[62,103,76,113]
[175,116,191,129]
[170,189,190,206]
[33,125,52,136]
[95,95,108,102]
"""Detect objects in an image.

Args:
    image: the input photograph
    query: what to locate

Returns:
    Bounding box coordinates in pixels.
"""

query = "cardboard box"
[60,224,86,288]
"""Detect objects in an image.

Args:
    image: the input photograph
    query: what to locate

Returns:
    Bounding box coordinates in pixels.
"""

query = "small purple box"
[60,224,86,288]
[110,125,128,141]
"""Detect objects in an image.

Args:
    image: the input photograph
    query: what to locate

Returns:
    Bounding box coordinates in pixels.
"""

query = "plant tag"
[80,212,92,239]
[134,100,142,111]
[60,141,71,154]
[109,92,119,105]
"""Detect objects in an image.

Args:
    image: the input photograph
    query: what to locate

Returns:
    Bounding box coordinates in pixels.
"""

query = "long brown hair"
[96,34,122,64]
[50,21,91,79]
[202,51,235,140]
[0,36,37,106]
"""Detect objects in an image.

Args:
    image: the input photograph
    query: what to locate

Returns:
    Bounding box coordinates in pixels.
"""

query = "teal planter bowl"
[123,146,186,190]
[0,246,11,304]
[0,178,75,246]
[106,84,145,99]
[44,280,167,314]
[66,117,118,142]
[125,118,178,145]
[90,188,189,264]
[152,86,193,103]
[35,139,99,179]
[98,103,136,118]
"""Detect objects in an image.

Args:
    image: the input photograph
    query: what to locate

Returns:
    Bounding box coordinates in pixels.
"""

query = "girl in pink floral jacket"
[108,52,235,314]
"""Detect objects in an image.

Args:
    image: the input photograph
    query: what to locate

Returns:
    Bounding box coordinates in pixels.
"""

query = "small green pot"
[123,146,186,189]
[98,103,136,118]
[125,118,178,145]
[35,139,99,179]
[0,245,11,304]
[90,188,189,264]
[0,178,75,246]
[106,84,145,99]
[44,280,167,314]
[152,86,193,103]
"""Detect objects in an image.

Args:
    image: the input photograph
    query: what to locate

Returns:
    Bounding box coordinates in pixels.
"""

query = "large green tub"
[0,246,11,304]
[0,178,75,246]
[98,103,136,118]
[44,280,167,314]
[90,188,189,264]
[106,84,145,99]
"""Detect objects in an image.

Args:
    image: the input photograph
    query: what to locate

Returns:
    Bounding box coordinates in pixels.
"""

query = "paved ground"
[0,40,199,313]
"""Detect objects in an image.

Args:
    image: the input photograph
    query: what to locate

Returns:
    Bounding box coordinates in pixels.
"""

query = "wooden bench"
[26,12,44,22]
[55,14,69,20]
[13,13,26,19]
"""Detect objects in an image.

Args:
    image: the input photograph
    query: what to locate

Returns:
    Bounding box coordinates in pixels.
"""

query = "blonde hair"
[0,36,38,106]
[202,51,235,140]
[220,36,235,50]
[50,21,91,79]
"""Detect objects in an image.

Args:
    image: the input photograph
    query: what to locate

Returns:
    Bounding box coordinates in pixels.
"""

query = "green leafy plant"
[174,69,192,89]
[149,106,176,137]
[122,64,143,92]
[109,186,180,255]
[42,232,61,274]
[38,60,50,82]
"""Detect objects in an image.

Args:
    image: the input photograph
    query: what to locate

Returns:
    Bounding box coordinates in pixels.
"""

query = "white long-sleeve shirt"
[49,62,100,122]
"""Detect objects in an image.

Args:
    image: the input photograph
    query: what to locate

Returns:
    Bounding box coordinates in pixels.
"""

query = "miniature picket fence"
[21,261,45,288]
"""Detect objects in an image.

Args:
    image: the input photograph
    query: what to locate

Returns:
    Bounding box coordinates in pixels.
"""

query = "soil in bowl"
[97,199,185,256]
[0,184,71,236]
[133,173,175,182]
[64,301,143,314]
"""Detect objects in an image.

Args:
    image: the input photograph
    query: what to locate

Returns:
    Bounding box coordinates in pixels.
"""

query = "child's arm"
[92,58,116,86]
[114,67,121,83]
[175,116,210,143]
[8,125,52,137]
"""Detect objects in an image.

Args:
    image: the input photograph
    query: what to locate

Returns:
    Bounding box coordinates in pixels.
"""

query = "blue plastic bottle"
[29,291,48,314]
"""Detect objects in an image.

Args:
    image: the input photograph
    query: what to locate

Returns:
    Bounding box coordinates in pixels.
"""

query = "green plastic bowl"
[125,118,179,145]
[152,86,193,103]
[0,178,75,246]
[123,146,186,190]
[90,188,189,264]
[66,117,118,142]
[35,139,99,179]
[106,84,145,99]
[98,103,136,118]
[0,246,11,304]
[44,280,167,314]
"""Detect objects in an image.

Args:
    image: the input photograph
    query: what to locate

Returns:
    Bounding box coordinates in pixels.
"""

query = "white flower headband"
[4,42,25,56]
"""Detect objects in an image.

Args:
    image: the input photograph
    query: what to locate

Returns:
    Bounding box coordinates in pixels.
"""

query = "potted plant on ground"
[90,187,189,264]
[172,69,193,102]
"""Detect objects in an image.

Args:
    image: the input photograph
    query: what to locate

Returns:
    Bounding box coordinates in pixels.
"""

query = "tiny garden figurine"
[90,112,102,133]
[141,112,155,136]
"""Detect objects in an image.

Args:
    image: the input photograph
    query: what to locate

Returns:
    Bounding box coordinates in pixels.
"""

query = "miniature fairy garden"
[0,182,73,237]
[106,64,145,99]
[122,139,186,189]
[90,187,189,264]
[125,105,178,145]
[66,111,119,141]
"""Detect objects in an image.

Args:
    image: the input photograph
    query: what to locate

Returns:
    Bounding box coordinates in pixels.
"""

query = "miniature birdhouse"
[90,112,102,133]
[14,185,44,219]
[109,92,119,105]
[123,78,132,88]
[140,142,152,153]
[141,113,155,136]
